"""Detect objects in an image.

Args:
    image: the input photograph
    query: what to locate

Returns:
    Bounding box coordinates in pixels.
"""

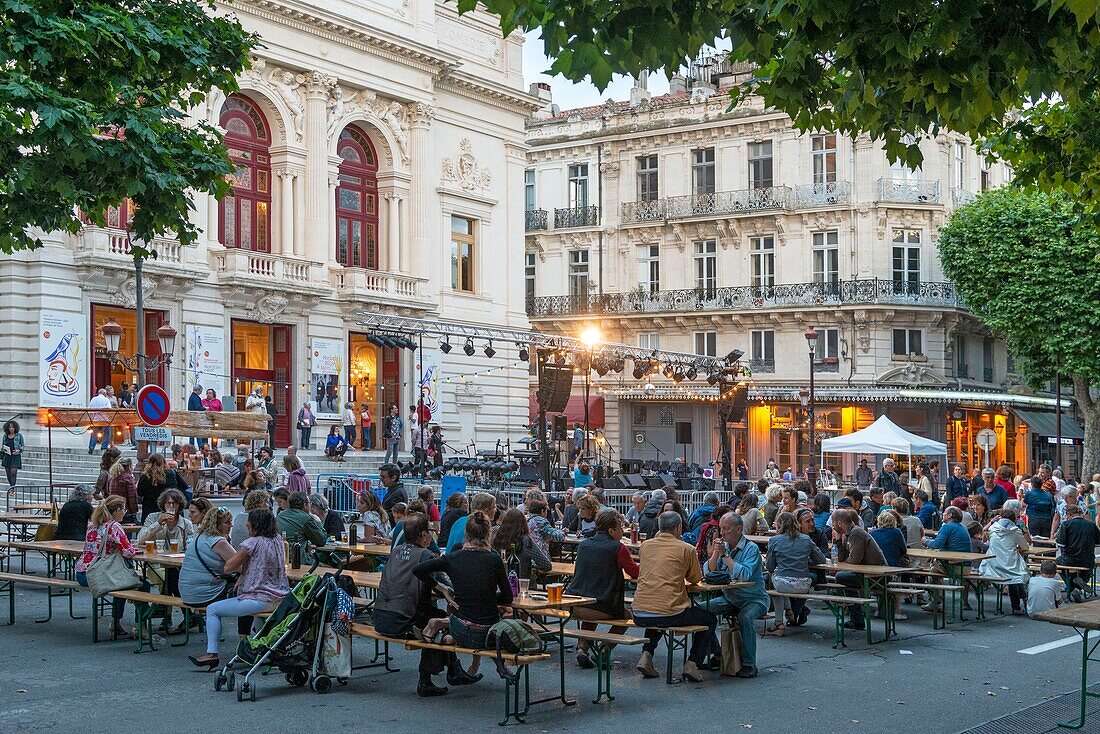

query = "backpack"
[485,619,545,680]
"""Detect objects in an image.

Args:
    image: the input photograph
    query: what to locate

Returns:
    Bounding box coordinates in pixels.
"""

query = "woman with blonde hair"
[179,506,236,607]
[765,511,826,634]
[107,457,139,521]
[75,495,149,638]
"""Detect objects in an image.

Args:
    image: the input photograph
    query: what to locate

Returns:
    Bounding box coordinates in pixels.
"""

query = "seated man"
[922,506,971,552]
[913,489,940,530]
[703,510,770,678]
[1057,504,1100,602]
[632,511,718,682]
[213,453,241,490]
[831,509,886,630]
[276,491,327,548]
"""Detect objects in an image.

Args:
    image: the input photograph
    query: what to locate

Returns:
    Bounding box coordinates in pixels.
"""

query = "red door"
[273,325,293,447]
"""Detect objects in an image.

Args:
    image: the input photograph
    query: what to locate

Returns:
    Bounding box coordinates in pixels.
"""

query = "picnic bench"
[561,628,645,703]
[351,623,553,726]
[766,589,874,647]
[103,589,205,652]
[0,570,83,624]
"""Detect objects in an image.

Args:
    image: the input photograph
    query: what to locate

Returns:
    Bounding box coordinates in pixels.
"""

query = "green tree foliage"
[475,0,1100,197]
[938,188,1100,474]
[0,0,257,258]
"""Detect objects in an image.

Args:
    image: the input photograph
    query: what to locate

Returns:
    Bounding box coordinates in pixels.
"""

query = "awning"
[1010,408,1084,440]
[528,395,605,428]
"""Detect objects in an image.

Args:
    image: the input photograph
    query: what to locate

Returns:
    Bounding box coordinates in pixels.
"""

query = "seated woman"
[566,508,639,669]
[179,507,236,608]
[325,425,349,462]
[979,507,1030,615]
[189,508,289,669]
[526,498,566,557]
[374,512,479,697]
[55,485,95,541]
[766,511,827,634]
[575,494,601,537]
[812,494,833,532]
[736,492,770,535]
[309,493,345,539]
[231,489,270,546]
[188,496,213,528]
[136,488,196,633]
[869,511,910,619]
[414,511,513,656]
[356,490,391,543]
[75,495,150,639]
[492,509,552,580]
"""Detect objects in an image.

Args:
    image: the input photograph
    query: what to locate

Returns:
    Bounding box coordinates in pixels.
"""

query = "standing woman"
[1,420,24,489]
[107,457,139,522]
[137,453,185,522]
[383,404,402,465]
[428,425,445,468]
[360,403,373,451]
[93,446,122,500]
[189,508,289,669]
[342,402,357,449]
[296,402,317,450]
[202,388,223,412]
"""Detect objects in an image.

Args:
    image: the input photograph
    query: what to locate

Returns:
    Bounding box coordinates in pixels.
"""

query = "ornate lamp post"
[100,317,177,388]
[804,326,818,488]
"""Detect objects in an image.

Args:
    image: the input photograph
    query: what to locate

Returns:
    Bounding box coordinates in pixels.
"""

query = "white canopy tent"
[820,415,948,481]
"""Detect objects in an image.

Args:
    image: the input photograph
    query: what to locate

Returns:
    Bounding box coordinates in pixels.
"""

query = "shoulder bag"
[194,536,239,598]
[85,523,142,598]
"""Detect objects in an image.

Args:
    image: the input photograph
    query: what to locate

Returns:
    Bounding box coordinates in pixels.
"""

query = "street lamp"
[100,317,176,386]
[804,326,818,488]
[578,326,602,460]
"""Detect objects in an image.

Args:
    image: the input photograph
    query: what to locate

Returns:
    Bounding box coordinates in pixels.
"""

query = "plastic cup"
[169,538,180,553]
[144,540,155,555]
[547,583,563,604]
[519,579,530,598]
[156,539,167,553]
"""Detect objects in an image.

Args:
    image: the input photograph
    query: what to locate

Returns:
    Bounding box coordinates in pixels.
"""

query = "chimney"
[529,82,555,120]
[629,72,651,107]
[669,73,687,95]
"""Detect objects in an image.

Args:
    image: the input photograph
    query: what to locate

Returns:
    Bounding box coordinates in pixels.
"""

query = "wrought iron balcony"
[554,205,600,228]
[621,199,666,224]
[748,358,775,373]
[951,188,977,206]
[815,358,841,373]
[793,181,852,207]
[527,279,963,318]
[525,209,548,231]
[877,178,940,204]
[665,186,790,218]
[983,367,994,382]
[957,364,970,378]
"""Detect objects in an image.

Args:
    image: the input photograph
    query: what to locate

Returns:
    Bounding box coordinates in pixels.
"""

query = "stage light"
[518,344,529,361]
[662,363,674,379]
[611,356,624,373]
[439,339,452,354]
[579,326,602,348]
[404,337,418,351]
[725,348,745,365]
[484,341,496,358]
[707,370,720,385]
[463,338,475,356]
[672,366,685,383]
[632,364,646,380]
[686,366,698,381]
[595,360,609,377]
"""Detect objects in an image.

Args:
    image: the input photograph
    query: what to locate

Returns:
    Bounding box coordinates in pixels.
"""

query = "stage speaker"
[644,475,664,490]
[517,463,541,482]
[718,388,750,424]
[675,421,693,444]
[552,415,568,441]
[538,363,573,413]
[620,459,642,474]
[602,474,628,489]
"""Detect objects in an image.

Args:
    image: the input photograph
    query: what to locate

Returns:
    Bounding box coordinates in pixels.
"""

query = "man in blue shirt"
[978,469,1007,511]
[922,506,971,552]
[914,490,940,530]
[702,512,770,678]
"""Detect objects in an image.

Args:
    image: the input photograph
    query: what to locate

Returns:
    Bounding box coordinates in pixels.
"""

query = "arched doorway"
[219,94,272,252]
[335,125,380,268]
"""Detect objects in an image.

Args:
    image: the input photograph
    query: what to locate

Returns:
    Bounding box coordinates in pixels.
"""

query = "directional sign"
[976,428,998,451]
[132,426,173,443]
[135,384,171,427]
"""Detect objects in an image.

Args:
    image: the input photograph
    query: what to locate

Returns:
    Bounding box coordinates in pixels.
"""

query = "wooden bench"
[886,582,963,630]
[966,574,1013,617]
[563,628,646,703]
[767,590,874,648]
[0,570,83,625]
[106,589,206,653]
[351,623,552,726]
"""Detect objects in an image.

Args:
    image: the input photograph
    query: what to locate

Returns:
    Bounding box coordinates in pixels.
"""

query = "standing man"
[944,464,970,508]
[1056,505,1100,602]
[379,463,409,515]
[876,458,903,501]
[407,404,421,463]
[383,405,402,464]
[87,388,112,454]
[117,382,136,446]
[978,468,1008,511]
[264,395,278,449]
[571,422,584,461]
[854,459,873,491]
[187,384,206,447]
[360,403,373,451]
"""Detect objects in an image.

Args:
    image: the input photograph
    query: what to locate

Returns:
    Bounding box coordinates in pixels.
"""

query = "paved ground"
[1,556,1097,734]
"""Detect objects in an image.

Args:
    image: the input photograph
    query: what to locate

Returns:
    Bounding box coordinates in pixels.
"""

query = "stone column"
[383,192,402,272]
[276,169,296,255]
[303,72,336,263]
[293,174,304,257]
[207,195,220,246]
[407,103,435,276]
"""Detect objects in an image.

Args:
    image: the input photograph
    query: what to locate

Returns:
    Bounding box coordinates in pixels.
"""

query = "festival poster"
[185,325,227,399]
[309,338,344,418]
[416,351,442,423]
[38,311,88,407]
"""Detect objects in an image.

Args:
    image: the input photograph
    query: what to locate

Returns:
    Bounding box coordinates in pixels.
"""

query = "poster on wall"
[309,338,344,417]
[185,325,227,400]
[38,311,88,407]
[416,351,443,423]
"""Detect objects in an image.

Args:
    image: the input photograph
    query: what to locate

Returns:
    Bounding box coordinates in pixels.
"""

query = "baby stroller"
[214,553,353,701]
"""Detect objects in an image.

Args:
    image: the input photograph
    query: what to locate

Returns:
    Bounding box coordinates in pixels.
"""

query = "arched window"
[335,125,379,268]
[219,95,271,252]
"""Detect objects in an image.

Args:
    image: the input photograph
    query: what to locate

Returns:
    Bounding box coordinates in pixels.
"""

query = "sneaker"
[575,651,595,669]
[920,604,937,613]
[636,651,659,679]
[894,612,908,621]
[682,660,704,682]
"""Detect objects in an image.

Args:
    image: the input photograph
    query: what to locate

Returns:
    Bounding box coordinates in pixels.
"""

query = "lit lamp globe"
[643,383,656,396]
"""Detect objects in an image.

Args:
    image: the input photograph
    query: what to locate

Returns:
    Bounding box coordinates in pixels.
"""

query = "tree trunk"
[1072,374,1100,479]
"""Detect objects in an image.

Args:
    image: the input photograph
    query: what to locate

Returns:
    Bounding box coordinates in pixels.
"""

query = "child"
[1027,560,1064,616]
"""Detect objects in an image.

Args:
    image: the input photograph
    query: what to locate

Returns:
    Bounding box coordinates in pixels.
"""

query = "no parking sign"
[135,385,171,427]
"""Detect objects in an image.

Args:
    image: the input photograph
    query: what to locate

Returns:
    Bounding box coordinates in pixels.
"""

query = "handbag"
[194,536,239,598]
[85,523,142,598]
[720,627,742,676]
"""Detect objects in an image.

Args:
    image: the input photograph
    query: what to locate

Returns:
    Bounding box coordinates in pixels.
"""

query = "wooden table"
[11,503,56,513]
[908,547,994,622]
[0,538,84,577]
[816,562,915,644]
[1033,600,1100,729]
[318,542,393,557]
[509,592,596,710]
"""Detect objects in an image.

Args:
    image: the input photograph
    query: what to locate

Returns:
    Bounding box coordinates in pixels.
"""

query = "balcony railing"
[621,199,666,224]
[877,178,940,204]
[748,358,775,373]
[554,205,600,228]
[527,279,963,318]
[525,209,548,231]
[213,248,322,288]
[983,367,994,382]
[331,268,422,299]
[951,188,977,206]
[74,226,186,265]
[957,364,970,378]
[793,181,852,207]
[815,359,841,373]
[665,186,790,218]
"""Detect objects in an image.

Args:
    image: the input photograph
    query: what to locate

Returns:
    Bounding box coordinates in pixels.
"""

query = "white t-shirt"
[1027,575,1064,616]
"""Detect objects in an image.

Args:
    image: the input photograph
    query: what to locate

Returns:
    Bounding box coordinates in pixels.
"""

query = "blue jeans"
[449,615,490,650]
[701,598,768,669]
[362,429,372,451]
[384,440,399,464]
[88,428,109,452]
[632,606,718,666]
[300,428,311,449]
[76,570,151,620]
[344,426,356,446]
[205,597,277,654]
